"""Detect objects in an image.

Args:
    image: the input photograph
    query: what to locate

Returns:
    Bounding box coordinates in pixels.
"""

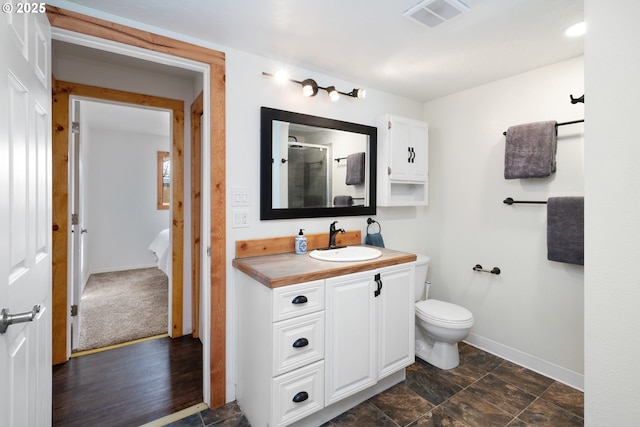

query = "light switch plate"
[232,208,249,228]
[231,186,250,207]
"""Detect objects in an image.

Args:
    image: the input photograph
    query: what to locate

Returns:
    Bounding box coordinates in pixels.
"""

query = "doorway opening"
[48,4,226,409]
[69,99,173,354]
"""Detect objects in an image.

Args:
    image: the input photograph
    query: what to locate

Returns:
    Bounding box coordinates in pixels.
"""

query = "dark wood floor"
[52,335,203,427]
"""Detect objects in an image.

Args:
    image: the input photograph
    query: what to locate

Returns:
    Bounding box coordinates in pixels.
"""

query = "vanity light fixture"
[262,71,366,100]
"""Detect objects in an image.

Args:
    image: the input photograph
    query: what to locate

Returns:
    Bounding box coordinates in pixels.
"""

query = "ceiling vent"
[403,0,470,29]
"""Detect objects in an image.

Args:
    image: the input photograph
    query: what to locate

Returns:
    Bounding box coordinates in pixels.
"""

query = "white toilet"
[413,255,474,370]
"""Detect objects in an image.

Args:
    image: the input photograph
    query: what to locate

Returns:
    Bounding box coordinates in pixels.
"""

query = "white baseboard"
[465,332,584,391]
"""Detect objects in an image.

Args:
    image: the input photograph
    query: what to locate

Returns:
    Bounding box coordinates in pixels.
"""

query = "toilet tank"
[413,254,430,301]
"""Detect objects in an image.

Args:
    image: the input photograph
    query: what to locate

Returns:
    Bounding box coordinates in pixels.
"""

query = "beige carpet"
[75,267,168,352]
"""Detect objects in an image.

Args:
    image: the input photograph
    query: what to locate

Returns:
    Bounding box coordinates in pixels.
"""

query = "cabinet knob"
[291,295,308,305]
[292,391,309,403]
[292,338,309,348]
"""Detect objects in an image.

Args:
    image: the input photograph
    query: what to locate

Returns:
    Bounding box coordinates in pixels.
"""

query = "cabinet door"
[325,271,376,405]
[377,265,415,379]
[388,117,428,183]
[388,118,412,181]
[409,123,429,182]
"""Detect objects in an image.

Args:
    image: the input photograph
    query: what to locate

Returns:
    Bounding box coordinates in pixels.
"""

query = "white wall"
[584,0,640,423]
[84,126,169,273]
[423,57,585,388]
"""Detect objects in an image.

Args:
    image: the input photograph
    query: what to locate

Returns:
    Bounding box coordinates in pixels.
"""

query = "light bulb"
[564,21,586,37]
[273,69,289,84]
[327,86,340,101]
[301,79,318,97]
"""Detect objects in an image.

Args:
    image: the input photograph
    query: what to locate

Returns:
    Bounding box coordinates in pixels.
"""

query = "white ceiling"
[55,0,584,102]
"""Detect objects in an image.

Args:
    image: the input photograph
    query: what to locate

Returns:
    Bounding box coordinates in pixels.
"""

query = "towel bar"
[473,264,501,275]
[503,197,547,205]
[502,119,584,136]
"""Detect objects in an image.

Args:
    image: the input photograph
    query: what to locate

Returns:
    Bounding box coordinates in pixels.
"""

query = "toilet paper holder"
[473,264,501,275]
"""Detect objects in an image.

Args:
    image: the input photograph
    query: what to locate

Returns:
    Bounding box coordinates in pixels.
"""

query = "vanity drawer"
[272,360,324,427]
[273,311,324,376]
[272,280,324,322]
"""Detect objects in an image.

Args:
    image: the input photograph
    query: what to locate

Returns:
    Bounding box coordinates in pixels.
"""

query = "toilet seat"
[416,299,473,328]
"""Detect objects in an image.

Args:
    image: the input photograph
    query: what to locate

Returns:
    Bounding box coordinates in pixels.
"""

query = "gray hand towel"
[547,197,584,265]
[504,121,557,179]
[345,152,365,185]
[333,195,353,207]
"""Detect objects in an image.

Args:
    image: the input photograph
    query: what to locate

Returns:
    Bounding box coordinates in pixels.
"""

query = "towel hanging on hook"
[365,218,385,248]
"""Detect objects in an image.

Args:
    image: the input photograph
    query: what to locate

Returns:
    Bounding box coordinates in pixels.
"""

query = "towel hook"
[473,264,501,275]
[366,218,381,234]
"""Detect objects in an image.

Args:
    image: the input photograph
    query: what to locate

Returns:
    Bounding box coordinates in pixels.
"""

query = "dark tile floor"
[164,342,584,427]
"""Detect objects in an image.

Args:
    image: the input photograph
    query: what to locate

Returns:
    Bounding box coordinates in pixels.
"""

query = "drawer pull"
[292,338,309,348]
[291,295,308,305]
[292,391,309,403]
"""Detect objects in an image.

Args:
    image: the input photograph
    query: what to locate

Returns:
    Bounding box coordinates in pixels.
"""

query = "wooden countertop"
[232,245,417,288]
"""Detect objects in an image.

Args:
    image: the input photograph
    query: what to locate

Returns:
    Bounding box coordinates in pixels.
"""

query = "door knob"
[0,305,41,334]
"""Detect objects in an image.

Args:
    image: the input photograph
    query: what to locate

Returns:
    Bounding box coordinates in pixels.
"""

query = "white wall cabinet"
[377,115,429,206]
[235,263,414,427]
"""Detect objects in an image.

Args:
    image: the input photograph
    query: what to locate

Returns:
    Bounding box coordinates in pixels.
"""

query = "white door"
[324,271,376,405]
[70,99,82,349]
[0,6,52,427]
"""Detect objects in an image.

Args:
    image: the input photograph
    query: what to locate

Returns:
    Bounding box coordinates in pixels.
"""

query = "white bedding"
[148,228,170,276]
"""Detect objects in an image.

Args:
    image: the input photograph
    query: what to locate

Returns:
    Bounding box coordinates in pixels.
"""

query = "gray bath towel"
[504,121,557,179]
[333,195,353,207]
[547,197,584,265]
[345,152,365,185]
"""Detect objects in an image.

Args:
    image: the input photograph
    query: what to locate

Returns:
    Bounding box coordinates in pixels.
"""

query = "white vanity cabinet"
[377,114,429,206]
[235,262,414,427]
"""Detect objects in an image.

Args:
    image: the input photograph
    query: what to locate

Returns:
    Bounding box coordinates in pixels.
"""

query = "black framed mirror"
[260,107,377,220]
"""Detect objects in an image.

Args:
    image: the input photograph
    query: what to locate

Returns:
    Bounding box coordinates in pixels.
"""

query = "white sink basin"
[309,246,382,262]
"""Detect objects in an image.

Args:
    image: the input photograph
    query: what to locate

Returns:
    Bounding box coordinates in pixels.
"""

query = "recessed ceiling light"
[565,21,586,37]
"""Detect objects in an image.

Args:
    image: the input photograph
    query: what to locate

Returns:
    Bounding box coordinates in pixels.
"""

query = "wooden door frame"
[191,92,203,338]
[46,6,227,408]
[52,80,185,358]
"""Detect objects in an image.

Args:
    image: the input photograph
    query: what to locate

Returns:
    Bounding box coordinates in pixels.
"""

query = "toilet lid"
[416,299,473,324]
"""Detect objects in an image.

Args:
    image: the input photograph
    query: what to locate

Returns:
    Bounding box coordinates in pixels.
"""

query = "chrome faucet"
[328,221,345,248]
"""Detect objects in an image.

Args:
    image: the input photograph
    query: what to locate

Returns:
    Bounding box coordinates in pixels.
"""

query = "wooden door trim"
[47,6,227,408]
[52,80,185,359]
[190,91,203,338]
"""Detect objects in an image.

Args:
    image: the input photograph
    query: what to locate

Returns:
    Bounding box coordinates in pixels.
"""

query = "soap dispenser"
[295,229,307,254]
